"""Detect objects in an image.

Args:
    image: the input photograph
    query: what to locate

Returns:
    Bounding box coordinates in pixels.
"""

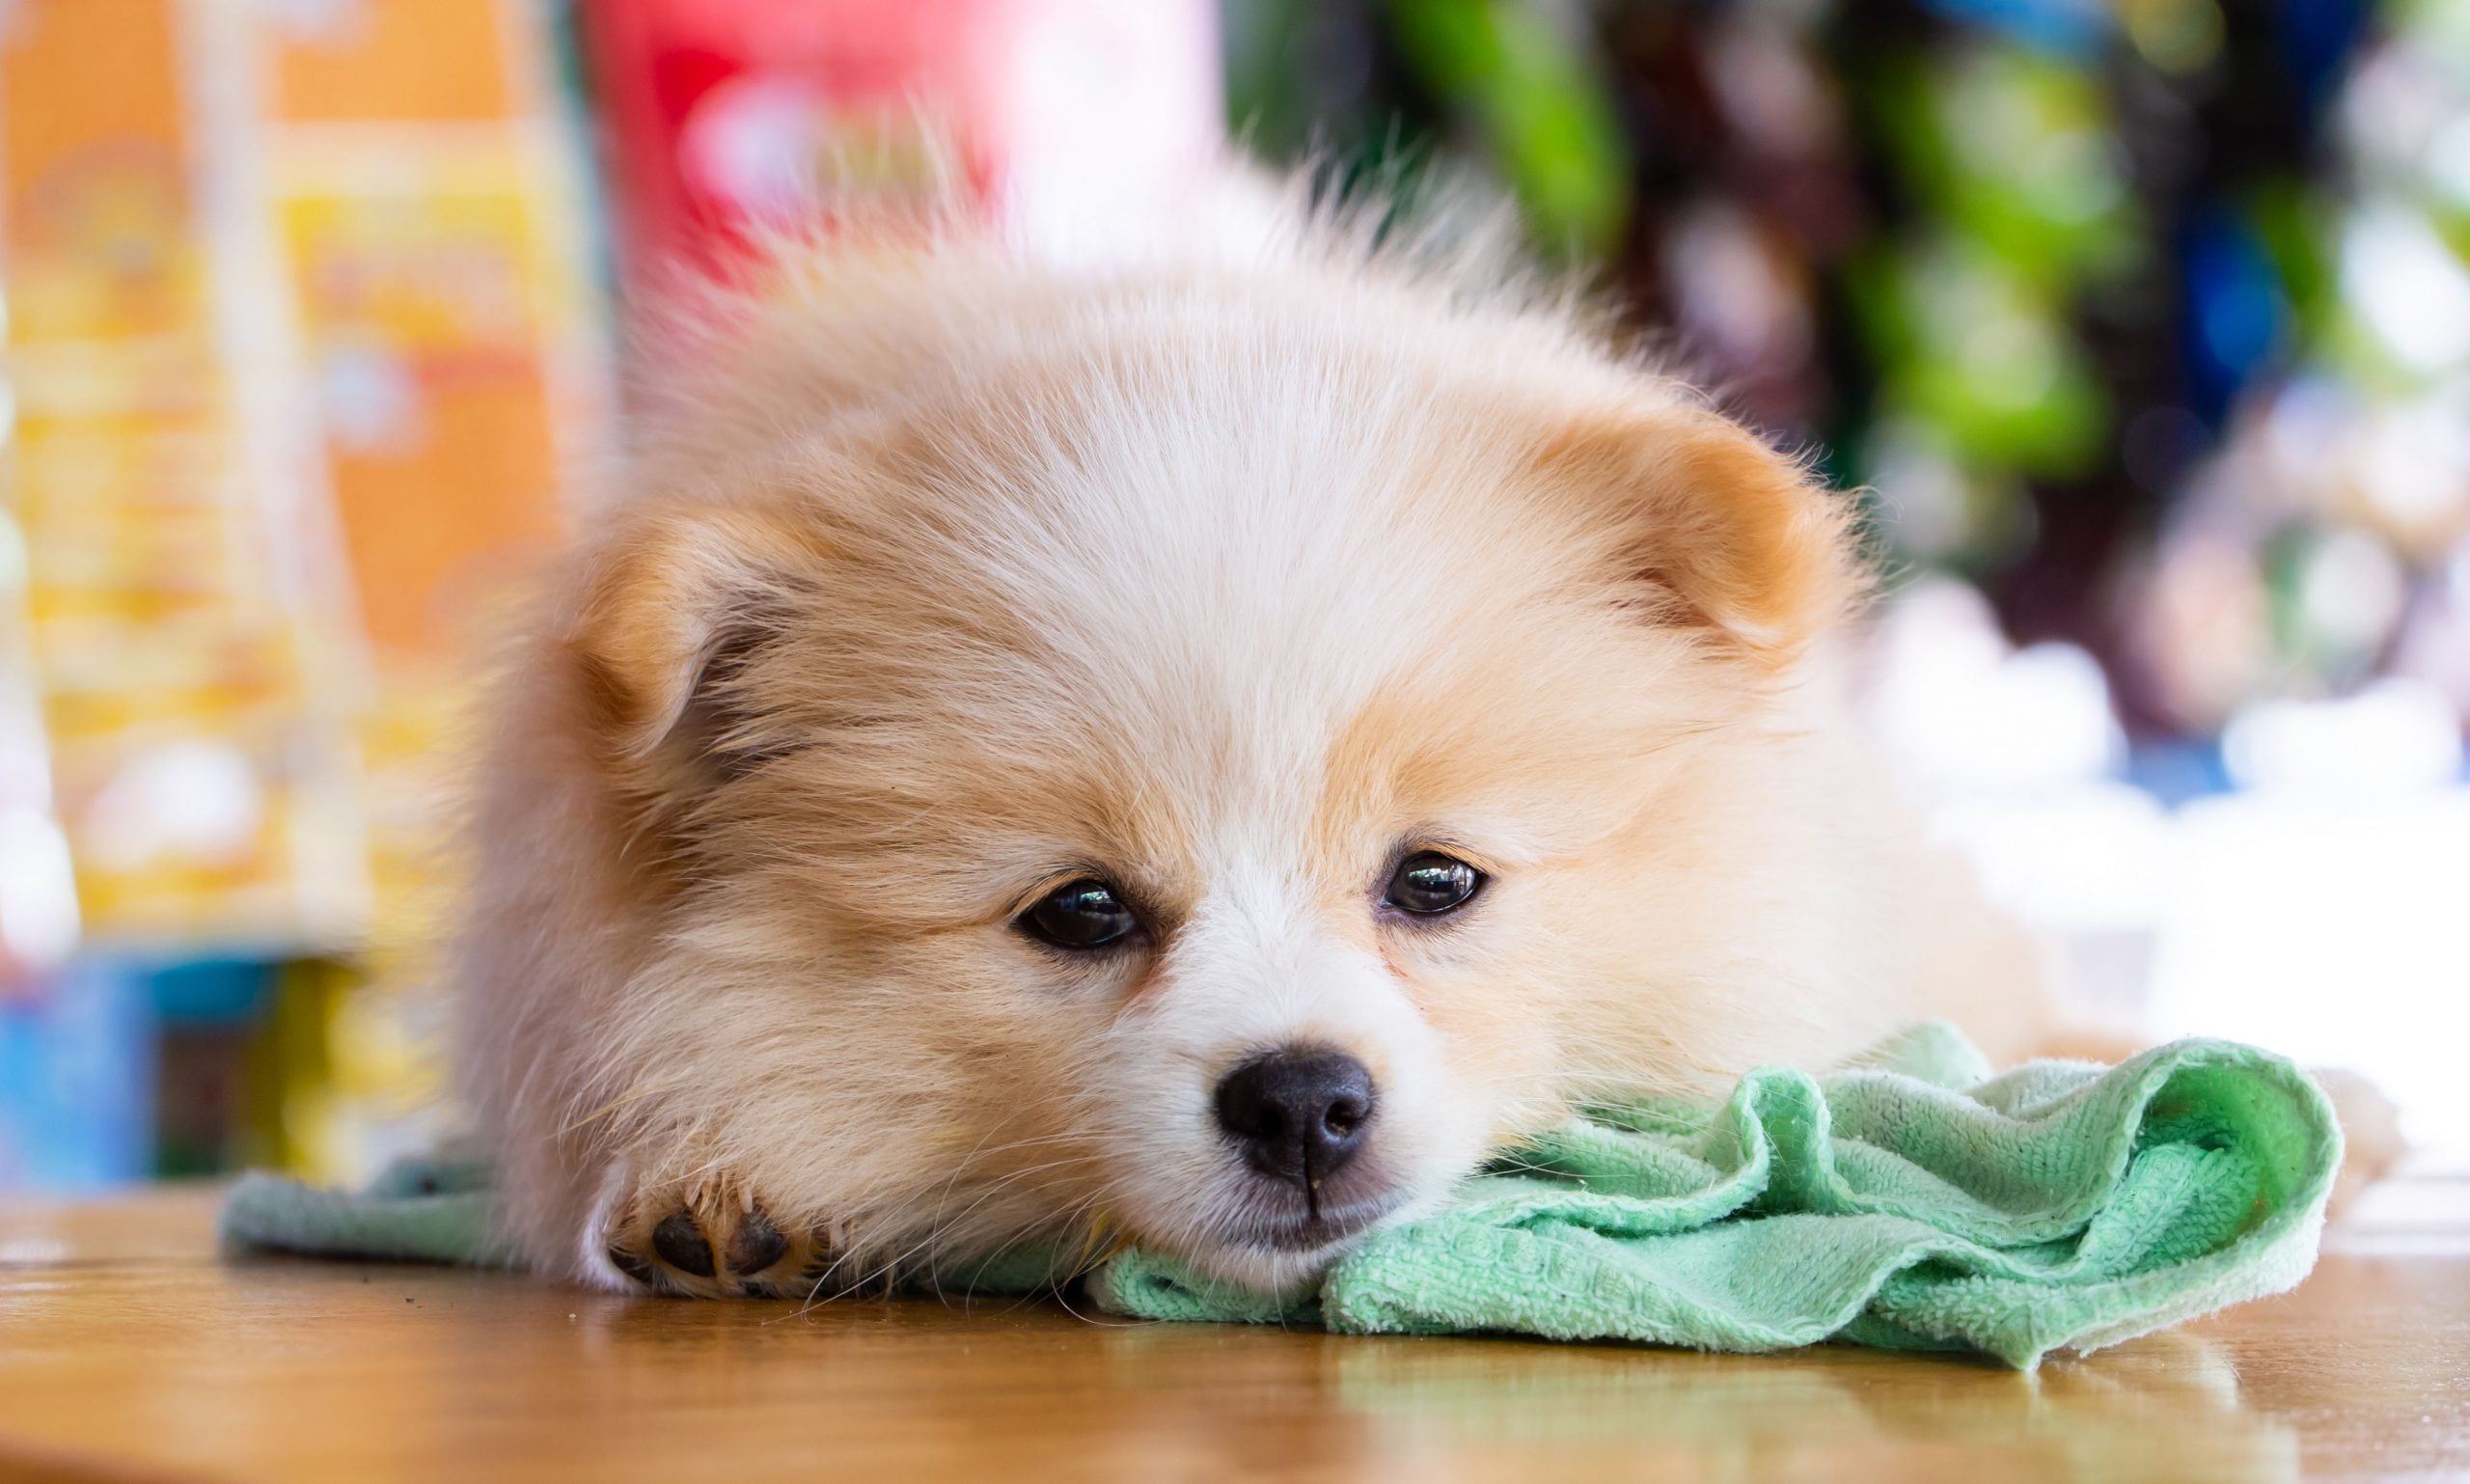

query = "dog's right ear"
[565,501,830,797]
[1527,399,1863,673]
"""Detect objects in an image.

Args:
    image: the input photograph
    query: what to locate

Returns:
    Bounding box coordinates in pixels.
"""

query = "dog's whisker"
[785,1152,1109,1316]
[899,1155,1106,1279]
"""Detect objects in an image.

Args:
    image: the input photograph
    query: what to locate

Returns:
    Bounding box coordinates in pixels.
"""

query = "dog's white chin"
[1152,1185,1447,1296]
[1170,1229,1363,1296]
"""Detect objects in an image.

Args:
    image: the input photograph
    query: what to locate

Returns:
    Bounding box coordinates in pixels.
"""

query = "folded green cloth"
[220,1023,2340,1369]
[224,1150,521,1267]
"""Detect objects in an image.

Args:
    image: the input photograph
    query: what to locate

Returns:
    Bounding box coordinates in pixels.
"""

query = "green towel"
[222,1149,522,1267]
[219,1024,2340,1369]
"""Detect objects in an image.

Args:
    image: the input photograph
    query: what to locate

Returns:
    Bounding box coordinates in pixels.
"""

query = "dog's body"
[453,206,2055,1298]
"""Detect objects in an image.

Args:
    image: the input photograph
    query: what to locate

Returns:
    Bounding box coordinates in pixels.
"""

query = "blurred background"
[1,0,2464,1197]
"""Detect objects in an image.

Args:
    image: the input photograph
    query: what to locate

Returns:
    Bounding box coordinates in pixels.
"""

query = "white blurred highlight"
[1870,583,2470,1152]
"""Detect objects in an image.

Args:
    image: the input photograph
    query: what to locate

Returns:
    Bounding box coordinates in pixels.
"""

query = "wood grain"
[1,1182,2464,1483]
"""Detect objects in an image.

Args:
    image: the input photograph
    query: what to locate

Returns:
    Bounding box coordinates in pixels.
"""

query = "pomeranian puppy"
[452,198,2057,1300]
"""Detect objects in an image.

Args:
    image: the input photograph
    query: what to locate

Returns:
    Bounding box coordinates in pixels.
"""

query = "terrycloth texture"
[1083,1026,2342,1366]
[222,1152,523,1267]
[218,1024,2340,1368]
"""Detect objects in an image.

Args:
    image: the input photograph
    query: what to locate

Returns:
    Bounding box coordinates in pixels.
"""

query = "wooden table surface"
[2,1180,2465,1484]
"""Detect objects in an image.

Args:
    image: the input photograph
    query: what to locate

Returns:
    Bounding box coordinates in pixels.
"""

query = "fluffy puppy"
[451,206,2052,1300]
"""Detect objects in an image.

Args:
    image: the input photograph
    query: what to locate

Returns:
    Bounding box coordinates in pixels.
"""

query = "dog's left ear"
[565,498,830,799]
[1530,401,1863,670]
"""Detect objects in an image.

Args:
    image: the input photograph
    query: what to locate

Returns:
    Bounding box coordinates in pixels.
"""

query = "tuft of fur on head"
[451,180,2044,1297]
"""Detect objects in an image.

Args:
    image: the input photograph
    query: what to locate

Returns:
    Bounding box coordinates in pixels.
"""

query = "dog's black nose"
[1213,1047,1377,1189]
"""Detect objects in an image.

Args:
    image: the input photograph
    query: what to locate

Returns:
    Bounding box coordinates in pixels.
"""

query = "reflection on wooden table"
[0,1180,2463,1482]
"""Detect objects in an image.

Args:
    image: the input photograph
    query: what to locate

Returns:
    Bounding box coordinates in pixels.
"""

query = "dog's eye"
[1384,851,1484,917]
[1017,878,1140,949]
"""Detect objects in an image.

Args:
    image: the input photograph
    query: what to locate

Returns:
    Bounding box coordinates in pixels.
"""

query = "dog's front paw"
[600,1172,839,1299]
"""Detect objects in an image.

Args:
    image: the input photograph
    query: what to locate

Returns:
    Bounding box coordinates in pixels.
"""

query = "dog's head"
[563,264,1859,1290]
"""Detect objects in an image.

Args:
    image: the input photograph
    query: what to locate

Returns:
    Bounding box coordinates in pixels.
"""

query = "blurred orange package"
[3,0,603,950]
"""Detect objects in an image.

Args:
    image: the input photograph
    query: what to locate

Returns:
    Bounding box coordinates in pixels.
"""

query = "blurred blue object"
[2279,0,2374,106]
[148,958,277,1028]
[2126,737,2237,808]
[2182,208,2292,423]
[1920,0,2108,55]
[0,960,154,1192]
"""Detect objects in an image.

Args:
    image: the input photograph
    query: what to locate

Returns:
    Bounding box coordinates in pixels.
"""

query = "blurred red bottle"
[580,0,1221,289]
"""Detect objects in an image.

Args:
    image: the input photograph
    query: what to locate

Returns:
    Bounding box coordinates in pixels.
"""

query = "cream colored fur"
[452,199,2053,1299]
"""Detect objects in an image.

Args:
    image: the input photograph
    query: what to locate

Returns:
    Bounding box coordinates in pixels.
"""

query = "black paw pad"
[727,1210,788,1274]
[651,1210,716,1277]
